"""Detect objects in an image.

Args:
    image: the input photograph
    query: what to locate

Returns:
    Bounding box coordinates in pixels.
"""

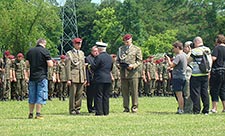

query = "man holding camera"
[117,34,142,113]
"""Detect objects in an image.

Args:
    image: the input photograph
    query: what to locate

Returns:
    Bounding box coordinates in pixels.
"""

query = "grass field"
[0,96,224,136]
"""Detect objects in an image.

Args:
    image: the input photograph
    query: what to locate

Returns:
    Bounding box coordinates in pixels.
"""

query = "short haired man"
[117,34,143,113]
[91,42,112,116]
[166,41,187,114]
[66,38,86,115]
[26,38,53,119]
[188,36,211,115]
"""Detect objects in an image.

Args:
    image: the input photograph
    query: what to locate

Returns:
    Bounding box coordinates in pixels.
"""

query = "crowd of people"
[1,34,225,118]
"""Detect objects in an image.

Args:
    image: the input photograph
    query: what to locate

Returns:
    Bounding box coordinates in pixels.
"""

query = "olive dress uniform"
[117,43,142,112]
[66,48,86,114]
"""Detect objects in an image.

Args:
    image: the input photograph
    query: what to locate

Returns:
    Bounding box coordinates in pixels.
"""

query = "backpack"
[194,50,210,73]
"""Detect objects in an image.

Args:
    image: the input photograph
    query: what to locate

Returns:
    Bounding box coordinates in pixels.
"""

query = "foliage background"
[0,0,224,58]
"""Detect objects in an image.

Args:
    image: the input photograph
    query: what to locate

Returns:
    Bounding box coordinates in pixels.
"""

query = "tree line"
[0,0,224,58]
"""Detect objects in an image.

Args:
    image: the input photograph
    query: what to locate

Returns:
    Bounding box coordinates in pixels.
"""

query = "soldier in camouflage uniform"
[66,38,86,115]
[161,58,170,96]
[111,54,121,98]
[57,55,67,101]
[143,59,150,96]
[156,59,163,96]
[2,51,13,101]
[47,60,57,100]
[117,34,142,113]
[13,53,27,101]
[0,58,4,100]
[148,56,158,97]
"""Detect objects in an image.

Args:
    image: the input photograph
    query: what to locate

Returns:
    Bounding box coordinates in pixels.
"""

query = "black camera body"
[190,42,195,49]
[165,52,173,58]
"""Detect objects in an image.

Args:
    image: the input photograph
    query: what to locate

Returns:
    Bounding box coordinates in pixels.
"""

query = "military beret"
[8,55,15,60]
[111,54,116,58]
[4,50,10,56]
[123,34,132,41]
[72,38,82,43]
[60,55,66,59]
[17,53,24,58]
[96,42,107,47]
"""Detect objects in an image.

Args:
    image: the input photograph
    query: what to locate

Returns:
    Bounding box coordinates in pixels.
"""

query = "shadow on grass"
[147,111,175,115]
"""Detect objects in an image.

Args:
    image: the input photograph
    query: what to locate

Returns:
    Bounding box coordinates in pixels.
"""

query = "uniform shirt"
[26,45,51,81]
[14,59,26,79]
[211,44,225,69]
[172,52,187,80]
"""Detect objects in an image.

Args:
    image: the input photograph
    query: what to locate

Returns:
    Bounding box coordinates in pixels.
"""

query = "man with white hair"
[188,36,211,115]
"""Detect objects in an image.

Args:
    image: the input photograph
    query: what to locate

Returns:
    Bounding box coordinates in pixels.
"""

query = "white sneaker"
[210,109,217,113]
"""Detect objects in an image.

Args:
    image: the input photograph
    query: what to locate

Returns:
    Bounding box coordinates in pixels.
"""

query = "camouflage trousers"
[59,82,67,99]
[16,79,26,99]
[3,79,11,100]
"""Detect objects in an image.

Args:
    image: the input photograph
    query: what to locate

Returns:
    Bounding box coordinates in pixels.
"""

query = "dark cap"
[96,42,107,47]
[72,38,82,43]
[123,34,132,41]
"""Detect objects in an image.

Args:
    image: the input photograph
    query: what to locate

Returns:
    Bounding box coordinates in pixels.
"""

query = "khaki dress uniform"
[66,49,86,114]
[117,44,142,112]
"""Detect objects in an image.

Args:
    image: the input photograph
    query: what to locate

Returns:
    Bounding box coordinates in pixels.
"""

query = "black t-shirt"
[211,45,225,68]
[26,45,51,81]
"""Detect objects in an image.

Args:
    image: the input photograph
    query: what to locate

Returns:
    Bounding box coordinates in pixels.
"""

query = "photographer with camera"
[165,41,187,114]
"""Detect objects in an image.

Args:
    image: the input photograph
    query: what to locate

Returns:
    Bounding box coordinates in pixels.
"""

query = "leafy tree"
[0,0,62,56]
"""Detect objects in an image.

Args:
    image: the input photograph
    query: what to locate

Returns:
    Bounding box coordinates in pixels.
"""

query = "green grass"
[0,97,224,136]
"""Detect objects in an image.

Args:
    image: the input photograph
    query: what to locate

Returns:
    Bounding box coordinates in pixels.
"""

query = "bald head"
[193,36,203,47]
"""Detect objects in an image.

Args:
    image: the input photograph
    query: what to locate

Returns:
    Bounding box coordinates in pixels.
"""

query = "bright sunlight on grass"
[0,97,224,136]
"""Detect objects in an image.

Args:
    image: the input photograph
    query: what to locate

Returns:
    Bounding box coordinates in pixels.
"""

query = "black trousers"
[95,83,111,116]
[190,75,209,114]
[86,83,96,112]
[210,69,225,101]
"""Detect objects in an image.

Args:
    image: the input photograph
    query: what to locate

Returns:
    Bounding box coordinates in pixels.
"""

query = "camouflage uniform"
[0,58,4,100]
[111,61,121,98]
[148,61,158,96]
[143,62,150,96]
[47,65,56,100]
[3,58,12,100]
[156,62,163,96]
[162,61,170,96]
[14,59,27,100]
[57,59,67,101]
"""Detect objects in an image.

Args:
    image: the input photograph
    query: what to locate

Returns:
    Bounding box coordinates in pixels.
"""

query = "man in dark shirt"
[91,42,112,116]
[26,38,53,119]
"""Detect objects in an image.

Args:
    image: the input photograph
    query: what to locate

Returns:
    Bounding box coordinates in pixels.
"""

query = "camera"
[190,42,195,49]
[164,52,173,58]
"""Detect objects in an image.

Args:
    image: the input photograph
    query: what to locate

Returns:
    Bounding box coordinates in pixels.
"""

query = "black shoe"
[62,97,65,101]
[123,109,130,112]
[28,113,33,119]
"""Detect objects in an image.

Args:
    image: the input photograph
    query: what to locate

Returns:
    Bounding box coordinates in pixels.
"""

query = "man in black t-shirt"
[26,38,53,119]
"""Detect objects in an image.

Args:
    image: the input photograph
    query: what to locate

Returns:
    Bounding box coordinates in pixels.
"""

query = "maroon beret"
[123,34,132,41]
[9,55,15,60]
[17,53,24,58]
[4,50,10,56]
[72,38,82,43]
[60,55,66,59]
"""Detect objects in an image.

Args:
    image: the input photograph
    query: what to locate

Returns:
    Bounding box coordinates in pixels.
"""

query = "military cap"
[123,34,132,41]
[4,50,10,56]
[72,38,82,43]
[8,55,15,60]
[96,42,107,47]
[17,53,24,58]
[60,55,66,59]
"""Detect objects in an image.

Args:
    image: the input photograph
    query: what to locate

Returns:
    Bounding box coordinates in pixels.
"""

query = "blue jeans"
[28,79,48,104]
